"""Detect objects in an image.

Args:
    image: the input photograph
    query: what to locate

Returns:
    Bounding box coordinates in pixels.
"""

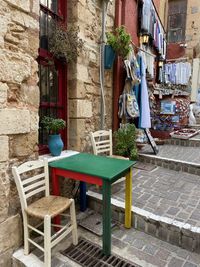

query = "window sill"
[39,150,79,162]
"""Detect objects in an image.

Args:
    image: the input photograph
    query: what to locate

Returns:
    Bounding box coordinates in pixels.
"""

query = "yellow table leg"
[125,167,132,228]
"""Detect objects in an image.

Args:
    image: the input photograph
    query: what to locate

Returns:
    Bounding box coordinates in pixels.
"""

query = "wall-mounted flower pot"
[48,134,64,156]
[104,45,116,69]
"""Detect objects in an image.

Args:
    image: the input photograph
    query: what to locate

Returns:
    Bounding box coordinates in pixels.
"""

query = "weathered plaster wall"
[67,0,115,152]
[185,0,200,59]
[160,0,200,60]
[158,0,168,30]
[0,0,39,265]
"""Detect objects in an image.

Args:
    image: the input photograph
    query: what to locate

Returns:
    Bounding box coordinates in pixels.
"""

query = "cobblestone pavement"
[110,224,200,267]
[140,144,200,164]
[76,225,200,267]
[90,165,200,228]
[14,223,200,267]
[112,166,200,228]
[40,225,200,267]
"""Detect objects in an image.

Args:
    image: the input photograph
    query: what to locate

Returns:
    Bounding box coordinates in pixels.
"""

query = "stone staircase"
[87,135,200,254]
[13,135,200,266]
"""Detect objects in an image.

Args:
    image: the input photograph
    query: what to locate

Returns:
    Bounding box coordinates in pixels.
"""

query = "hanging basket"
[104,45,116,69]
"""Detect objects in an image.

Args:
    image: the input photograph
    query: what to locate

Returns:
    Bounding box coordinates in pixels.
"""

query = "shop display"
[170,128,200,139]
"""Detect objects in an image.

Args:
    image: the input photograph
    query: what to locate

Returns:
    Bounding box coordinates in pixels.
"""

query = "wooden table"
[49,153,135,255]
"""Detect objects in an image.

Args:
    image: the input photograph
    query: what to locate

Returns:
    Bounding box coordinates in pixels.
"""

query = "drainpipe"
[100,0,110,130]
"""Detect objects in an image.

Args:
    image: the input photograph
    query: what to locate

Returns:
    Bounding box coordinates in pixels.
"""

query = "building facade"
[159,0,200,60]
[0,0,115,264]
[1,0,190,264]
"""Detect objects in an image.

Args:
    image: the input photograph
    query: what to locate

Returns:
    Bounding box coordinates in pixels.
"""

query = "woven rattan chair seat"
[108,155,129,160]
[25,195,72,219]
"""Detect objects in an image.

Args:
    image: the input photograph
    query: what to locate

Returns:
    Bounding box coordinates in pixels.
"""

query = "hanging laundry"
[141,0,151,32]
[138,53,151,129]
[140,0,166,58]
[141,45,155,79]
[164,62,191,85]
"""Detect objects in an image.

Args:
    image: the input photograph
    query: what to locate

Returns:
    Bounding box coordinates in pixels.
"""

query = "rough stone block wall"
[158,0,200,60]
[0,0,39,265]
[185,0,200,59]
[67,0,115,153]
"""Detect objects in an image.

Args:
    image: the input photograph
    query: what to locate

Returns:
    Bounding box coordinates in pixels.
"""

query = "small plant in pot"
[113,123,138,160]
[41,116,66,156]
[48,21,84,63]
[105,25,132,69]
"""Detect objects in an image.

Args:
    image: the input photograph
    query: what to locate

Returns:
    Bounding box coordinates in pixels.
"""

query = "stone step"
[87,165,200,254]
[139,144,200,175]
[165,136,200,147]
[81,219,200,267]
[13,223,200,267]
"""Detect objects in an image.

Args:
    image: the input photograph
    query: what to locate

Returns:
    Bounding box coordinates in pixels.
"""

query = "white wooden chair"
[90,130,113,156]
[90,130,128,184]
[12,159,78,267]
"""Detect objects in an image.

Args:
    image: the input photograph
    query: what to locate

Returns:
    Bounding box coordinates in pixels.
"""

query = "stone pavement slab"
[90,166,200,228]
[13,224,200,267]
[78,224,200,267]
[140,144,200,165]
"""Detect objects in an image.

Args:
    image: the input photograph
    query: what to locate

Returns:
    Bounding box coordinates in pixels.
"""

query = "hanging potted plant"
[105,25,132,69]
[48,21,84,63]
[41,116,66,156]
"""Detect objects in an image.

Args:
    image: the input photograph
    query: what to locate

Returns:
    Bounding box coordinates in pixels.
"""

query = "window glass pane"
[168,0,187,15]
[168,3,179,15]
[49,0,58,13]
[168,29,183,43]
[169,14,183,29]
[47,15,53,52]
[39,109,48,145]
[49,66,59,103]
[40,0,47,6]
[40,11,48,49]
[40,65,48,102]
[40,64,59,104]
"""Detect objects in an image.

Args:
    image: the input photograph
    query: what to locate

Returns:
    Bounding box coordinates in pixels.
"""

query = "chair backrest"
[12,159,49,210]
[90,130,113,156]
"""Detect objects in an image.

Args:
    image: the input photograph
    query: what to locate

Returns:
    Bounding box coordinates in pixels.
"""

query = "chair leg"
[23,213,30,255]
[70,200,78,245]
[44,215,51,267]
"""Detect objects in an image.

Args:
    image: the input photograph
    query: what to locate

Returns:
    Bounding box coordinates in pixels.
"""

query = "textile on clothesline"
[141,0,166,58]
[138,53,151,129]
[164,62,191,85]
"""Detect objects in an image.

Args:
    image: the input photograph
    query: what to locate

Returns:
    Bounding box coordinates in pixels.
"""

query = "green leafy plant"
[41,116,66,135]
[113,123,138,160]
[49,21,84,63]
[106,26,132,59]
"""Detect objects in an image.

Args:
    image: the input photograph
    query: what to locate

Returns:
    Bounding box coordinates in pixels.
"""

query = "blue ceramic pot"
[104,45,116,69]
[48,134,64,156]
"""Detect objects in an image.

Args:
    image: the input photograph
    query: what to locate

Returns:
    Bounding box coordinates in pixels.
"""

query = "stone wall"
[0,0,115,263]
[185,1,200,59]
[158,0,200,60]
[0,0,39,265]
[67,0,115,153]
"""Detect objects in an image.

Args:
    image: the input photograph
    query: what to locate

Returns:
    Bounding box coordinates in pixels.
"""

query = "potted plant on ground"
[48,21,84,63]
[105,25,132,69]
[41,116,66,156]
[113,123,138,160]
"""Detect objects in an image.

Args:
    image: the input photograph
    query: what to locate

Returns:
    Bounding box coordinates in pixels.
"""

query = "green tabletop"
[49,153,135,181]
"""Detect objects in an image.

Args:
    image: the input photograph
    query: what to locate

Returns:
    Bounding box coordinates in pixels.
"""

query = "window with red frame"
[38,0,67,154]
